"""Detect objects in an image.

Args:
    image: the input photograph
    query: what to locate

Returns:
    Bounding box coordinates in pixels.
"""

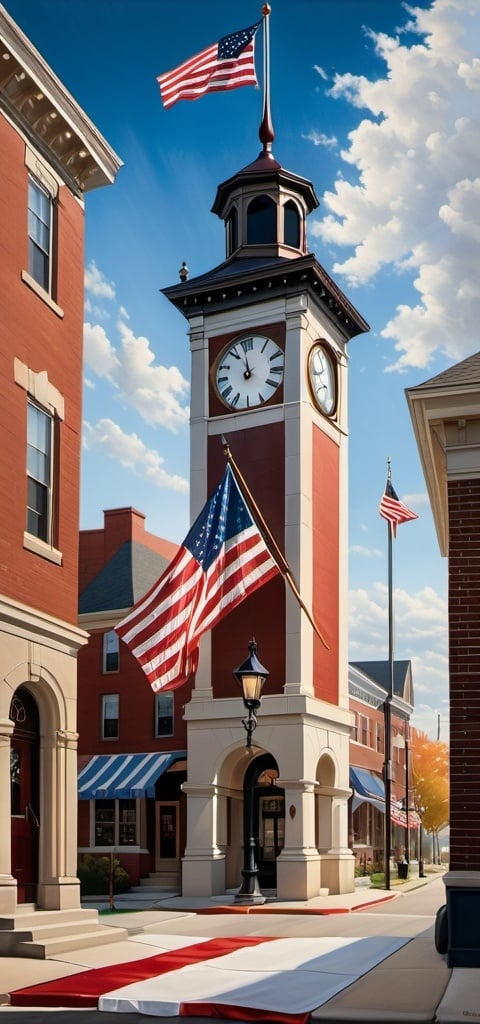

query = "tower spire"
[259,3,274,156]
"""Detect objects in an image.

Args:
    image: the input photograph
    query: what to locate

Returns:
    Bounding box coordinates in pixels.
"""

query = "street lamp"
[234,638,268,748]
[233,639,268,905]
[418,805,425,878]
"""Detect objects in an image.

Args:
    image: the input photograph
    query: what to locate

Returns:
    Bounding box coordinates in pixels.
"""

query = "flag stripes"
[158,24,260,109]
[115,466,280,692]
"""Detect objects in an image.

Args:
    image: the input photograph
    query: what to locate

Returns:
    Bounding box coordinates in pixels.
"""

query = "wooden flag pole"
[222,436,330,650]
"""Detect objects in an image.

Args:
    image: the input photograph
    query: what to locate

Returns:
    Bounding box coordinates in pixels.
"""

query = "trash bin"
[397,862,408,880]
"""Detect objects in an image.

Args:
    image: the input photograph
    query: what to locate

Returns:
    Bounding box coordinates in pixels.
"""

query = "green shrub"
[77,854,131,896]
[370,872,385,887]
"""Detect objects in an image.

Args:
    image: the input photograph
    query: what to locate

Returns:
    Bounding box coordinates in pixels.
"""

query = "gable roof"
[79,540,169,615]
[350,660,413,704]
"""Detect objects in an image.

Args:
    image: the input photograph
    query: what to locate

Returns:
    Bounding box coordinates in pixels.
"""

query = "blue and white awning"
[350,767,385,814]
[78,751,187,800]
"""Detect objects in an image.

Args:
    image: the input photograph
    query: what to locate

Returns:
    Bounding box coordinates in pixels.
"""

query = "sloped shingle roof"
[79,540,170,614]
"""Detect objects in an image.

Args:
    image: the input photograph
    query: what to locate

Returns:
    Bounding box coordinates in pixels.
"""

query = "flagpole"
[259,3,274,154]
[384,457,393,891]
[222,436,330,650]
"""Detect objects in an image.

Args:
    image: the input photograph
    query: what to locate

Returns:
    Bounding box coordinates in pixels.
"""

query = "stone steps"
[0,907,128,959]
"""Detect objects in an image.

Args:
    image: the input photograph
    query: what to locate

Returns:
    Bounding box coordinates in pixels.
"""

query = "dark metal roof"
[162,252,369,341]
[350,660,413,703]
[78,540,169,614]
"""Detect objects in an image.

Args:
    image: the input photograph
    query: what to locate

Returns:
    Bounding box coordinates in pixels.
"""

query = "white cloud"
[83,319,189,432]
[314,64,328,81]
[349,582,448,730]
[303,129,337,149]
[311,0,480,372]
[350,544,383,558]
[84,260,116,299]
[84,323,120,379]
[83,418,188,493]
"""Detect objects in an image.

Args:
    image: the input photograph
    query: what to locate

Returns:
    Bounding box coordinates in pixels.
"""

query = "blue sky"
[7,0,479,738]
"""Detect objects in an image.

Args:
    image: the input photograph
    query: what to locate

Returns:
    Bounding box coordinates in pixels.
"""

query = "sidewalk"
[1,868,473,1022]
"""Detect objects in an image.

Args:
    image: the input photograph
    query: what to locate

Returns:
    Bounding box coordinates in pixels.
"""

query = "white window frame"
[91,798,139,848]
[27,175,53,295]
[103,630,120,673]
[26,398,54,546]
[102,694,119,740]
[155,692,174,738]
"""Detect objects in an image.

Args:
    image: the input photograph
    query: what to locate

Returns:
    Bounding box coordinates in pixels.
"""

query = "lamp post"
[234,639,268,905]
[418,805,425,878]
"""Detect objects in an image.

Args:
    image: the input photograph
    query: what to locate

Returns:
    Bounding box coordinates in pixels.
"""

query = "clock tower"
[163,88,369,899]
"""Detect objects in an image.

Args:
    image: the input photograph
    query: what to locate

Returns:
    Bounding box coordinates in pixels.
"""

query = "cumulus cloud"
[83,418,188,493]
[83,287,189,432]
[84,260,116,299]
[311,0,480,372]
[349,582,448,733]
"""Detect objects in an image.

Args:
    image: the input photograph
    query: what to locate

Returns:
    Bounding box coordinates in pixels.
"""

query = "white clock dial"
[308,342,337,416]
[215,335,284,410]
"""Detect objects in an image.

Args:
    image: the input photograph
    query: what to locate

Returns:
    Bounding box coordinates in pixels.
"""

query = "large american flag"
[379,477,418,538]
[115,465,279,692]
[157,22,261,109]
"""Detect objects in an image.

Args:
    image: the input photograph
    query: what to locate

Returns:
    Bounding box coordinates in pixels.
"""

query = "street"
[0,875,447,1023]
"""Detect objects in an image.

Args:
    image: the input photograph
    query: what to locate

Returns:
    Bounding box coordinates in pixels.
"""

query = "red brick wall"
[77,631,190,755]
[0,115,84,625]
[448,477,480,870]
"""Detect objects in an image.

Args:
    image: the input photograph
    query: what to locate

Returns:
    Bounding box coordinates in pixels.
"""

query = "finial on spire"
[259,3,274,156]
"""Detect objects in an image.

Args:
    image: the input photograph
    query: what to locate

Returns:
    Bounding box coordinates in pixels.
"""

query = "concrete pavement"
[0,868,473,1022]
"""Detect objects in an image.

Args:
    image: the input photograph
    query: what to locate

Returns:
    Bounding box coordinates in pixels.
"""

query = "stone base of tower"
[276,850,354,899]
[182,853,226,897]
[319,852,355,895]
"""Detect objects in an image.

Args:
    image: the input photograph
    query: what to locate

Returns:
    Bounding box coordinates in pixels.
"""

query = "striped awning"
[78,751,187,800]
[350,767,420,829]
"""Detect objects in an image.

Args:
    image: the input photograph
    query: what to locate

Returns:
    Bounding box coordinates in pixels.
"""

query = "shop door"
[257,790,285,888]
[10,689,40,903]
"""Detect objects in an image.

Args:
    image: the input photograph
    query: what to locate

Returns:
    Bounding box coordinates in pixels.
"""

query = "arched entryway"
[243,753,285,890]
[10,688,40,903]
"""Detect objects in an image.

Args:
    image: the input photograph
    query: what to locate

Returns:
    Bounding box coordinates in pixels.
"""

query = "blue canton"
[185,465,252,571]
[218,21,261,60]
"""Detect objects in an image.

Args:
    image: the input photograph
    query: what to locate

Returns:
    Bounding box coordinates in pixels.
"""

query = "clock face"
[214,335,284,410]
[308,342,337,416]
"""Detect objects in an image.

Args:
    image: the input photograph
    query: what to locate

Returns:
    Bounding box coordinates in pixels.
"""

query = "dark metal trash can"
[397,862,408,880]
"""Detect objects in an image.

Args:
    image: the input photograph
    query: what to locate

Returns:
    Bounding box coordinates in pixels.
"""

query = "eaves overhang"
[162,252,369,342]
[405,379,480,557]
[0,5,122,194]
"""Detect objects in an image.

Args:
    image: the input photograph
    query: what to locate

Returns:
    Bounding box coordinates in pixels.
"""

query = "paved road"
[0,877,446,1024]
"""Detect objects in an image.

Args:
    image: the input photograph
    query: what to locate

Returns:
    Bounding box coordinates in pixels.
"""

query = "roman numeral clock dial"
[214,335,284,410]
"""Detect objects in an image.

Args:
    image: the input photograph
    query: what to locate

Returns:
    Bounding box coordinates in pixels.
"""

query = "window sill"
[24,532,63,565]
[21,270,64,318]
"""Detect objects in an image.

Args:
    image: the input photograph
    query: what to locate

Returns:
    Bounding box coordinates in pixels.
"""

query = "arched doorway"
[243,753,285,890]
[10,688,40,903]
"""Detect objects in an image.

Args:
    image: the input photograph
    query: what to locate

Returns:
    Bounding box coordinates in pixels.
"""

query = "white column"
[0,718,17,913]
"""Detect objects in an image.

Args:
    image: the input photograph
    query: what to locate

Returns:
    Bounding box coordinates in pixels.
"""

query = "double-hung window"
[102,694,119,740]
[103,630,120,673]
[28,176,53,294]
[26,399,53,544]
[155,692,174,738]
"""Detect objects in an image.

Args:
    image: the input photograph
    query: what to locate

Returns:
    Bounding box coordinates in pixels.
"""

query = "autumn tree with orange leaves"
[410,734,449,856]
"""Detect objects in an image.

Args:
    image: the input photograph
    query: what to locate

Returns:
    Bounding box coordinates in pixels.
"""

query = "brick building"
[76,505,419,893]
[407,351,480,962]
[0,5,120,914]
[77,508,188,888]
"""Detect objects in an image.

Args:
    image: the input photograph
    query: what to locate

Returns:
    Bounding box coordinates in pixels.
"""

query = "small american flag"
[379,476,418,538]
[157,22,261,109]
[115,465,279,692]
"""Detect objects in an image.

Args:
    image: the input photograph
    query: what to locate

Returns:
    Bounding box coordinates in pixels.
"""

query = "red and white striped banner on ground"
[11,932,408,1018]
